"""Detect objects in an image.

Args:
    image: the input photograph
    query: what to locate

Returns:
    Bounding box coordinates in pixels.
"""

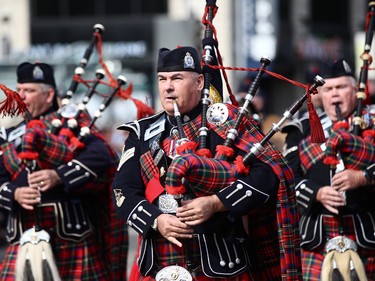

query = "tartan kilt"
[301,215,375,281]
[0,234,111,280]
[1,205,112,280]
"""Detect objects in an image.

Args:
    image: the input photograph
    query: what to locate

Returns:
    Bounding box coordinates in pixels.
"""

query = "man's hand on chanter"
[157,213,194,247]
[176,195,227,226]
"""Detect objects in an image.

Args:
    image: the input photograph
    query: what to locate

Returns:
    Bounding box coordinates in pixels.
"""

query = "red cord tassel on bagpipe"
[0,84,75,172]
[0,84,28,117]
[94,28,154,120]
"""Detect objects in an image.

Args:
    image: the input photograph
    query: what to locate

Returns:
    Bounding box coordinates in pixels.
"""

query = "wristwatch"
[151,218,158,231]
[363,170,370,183]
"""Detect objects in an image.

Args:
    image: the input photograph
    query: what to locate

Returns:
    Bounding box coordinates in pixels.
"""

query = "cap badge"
[342,60,352,74]
[183,52,195,70]
[33,66,44,80]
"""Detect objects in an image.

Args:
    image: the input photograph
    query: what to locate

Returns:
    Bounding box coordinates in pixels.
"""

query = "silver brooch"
[183,52,195,70]
[157,194,179,213]
[33,66,44,80]
[207,103,229,125]
[60,104,79,118]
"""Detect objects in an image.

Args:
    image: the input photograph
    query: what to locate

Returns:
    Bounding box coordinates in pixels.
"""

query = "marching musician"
[0,62,128,280]
[282,59,375,280]
[112,46,302,280]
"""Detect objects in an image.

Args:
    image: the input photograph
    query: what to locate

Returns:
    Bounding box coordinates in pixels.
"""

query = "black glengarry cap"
[17,62,56,88]
[157,46,202,73]
[319,58,354,79]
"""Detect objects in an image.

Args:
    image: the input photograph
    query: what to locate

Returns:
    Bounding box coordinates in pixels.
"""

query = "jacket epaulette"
[117,111,164,140]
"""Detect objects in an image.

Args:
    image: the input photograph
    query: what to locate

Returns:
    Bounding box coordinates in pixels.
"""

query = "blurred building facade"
[0,0,370,127]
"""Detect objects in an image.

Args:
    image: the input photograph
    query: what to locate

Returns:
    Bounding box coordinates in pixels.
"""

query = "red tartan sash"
[139,150,164,203]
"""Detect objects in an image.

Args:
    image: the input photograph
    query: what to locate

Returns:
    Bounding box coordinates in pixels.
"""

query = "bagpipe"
[0,23,154,171]
[323,0,375,173]
[50,23,105,135]
[158,0,326,199]
[0,24,148,281]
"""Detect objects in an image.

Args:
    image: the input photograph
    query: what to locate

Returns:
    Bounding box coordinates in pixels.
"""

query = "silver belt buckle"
[155,265,192,281]
[158,194,179,213]
[325,235,358,253]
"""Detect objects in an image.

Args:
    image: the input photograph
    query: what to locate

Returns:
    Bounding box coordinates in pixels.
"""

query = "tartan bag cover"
[165,154,238,196]
[324,128,375,170]
[18,126,74,169]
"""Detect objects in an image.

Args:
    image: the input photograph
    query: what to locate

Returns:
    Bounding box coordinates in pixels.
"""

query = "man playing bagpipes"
[0,62,128,280]
[112,45,302,280]
[282,58,375,280]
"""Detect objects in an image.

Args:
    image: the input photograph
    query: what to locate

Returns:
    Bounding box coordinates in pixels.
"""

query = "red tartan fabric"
[19,126,74,169]
[301,216,375,281]
[140,151,162,185]
[87,141,129,280]
[1,142,24,179]
[165,155,237,196]
[99,188,129,281]
[0,237,111,281]
[298,138,324,174]
[0,206,110,280]
[324,129,375,170]
[206,104,302,280]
